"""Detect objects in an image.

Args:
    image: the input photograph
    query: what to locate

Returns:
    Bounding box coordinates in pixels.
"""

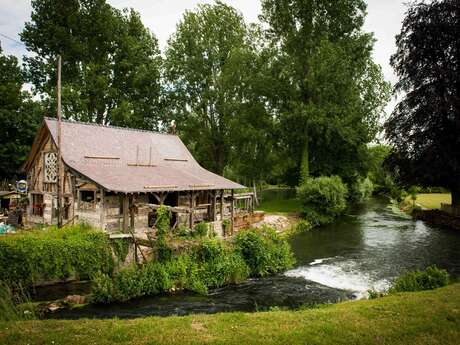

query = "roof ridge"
[44,117,175,136]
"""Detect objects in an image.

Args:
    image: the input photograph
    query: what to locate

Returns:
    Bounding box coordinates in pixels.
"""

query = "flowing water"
[46,197,460,319]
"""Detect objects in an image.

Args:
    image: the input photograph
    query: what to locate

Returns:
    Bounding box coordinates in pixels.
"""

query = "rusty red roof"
[42,118,244,193]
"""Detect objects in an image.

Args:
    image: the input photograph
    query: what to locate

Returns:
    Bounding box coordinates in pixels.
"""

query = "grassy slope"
[1,284,460,345]
[406,193,452,209]
[256,198,302,215]
[416,193,451,209]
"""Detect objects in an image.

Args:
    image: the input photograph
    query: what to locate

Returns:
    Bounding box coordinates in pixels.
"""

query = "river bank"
[2,283,459,345]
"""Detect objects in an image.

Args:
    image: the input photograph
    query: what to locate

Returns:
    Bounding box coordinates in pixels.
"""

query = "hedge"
[0,224,114,287]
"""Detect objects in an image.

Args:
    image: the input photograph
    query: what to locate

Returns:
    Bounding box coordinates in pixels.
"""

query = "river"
[46,197,460,319]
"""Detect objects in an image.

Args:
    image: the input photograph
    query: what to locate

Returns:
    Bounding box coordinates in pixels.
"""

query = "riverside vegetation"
[91,224,295,303]
[0,206,296,308]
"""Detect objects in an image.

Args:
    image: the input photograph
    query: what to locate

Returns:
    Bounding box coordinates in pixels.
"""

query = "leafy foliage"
[349,176,374,203]
[164,1,276,179]
[297,176,348,225]
[111,239,130,266]
[0,224,114,287]
[193,222,209,238]
[155,205,170,237]
[21,0,163,128]
[234,227,295,277]
[194,239,249,288]
[92,227,293,303]
[389,266,449,294]
[260,0,390,185]
[385,0,460,206]
[0,45,42,180]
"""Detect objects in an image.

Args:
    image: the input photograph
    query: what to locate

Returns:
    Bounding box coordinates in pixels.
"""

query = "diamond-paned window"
[44,152,58,183]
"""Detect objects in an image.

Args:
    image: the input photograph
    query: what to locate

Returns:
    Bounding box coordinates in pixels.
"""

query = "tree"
[385,0,460,207]
[261,0,390,185]
[0,44,42,180]
[21,0,163,129]
[164,2,275,177]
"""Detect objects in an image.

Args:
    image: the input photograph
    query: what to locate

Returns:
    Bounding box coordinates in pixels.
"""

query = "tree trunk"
[300,131,309,185]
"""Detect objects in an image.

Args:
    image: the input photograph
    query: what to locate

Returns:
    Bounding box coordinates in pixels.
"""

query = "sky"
[0,0,407,114]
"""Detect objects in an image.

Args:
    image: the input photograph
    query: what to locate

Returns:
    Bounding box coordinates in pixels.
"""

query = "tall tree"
[0,44,42,180]
[164,2,275,177]
[21,0,163,129]
[261,0,390,185]
[385,0,460,206]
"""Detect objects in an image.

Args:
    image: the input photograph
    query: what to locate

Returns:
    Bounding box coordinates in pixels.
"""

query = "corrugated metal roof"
[44,118,244,193]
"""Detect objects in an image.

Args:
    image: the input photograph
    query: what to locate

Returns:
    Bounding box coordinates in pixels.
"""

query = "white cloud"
[0,0,31,61]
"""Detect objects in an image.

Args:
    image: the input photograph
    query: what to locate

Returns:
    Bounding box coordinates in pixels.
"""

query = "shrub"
[294,220,313,233]
[389,266,449,293]
[91,272,115,304]
[113,265,144,301]
[156,205,170,236]
[141,261,172,295]
[194,239,249,287]
[193,222,209,237]
[156,236,173,262]
[175,224,189,237]
[234,227,295,277]
[349,176,374,202]
[111,239,130,265]
[222,219,231,236]
[0,224,114,287]
[297,176,348,225]
[91,228,294,303]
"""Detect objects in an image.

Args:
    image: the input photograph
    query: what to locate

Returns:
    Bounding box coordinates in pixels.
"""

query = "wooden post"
[189,191,194,229]
[56,55,63,228]
[220,189,224,220]
[212,191,217,221]
[230,190,234,234]
[99,188,105,229]
[129,194,135,230]
[123,194,129,233]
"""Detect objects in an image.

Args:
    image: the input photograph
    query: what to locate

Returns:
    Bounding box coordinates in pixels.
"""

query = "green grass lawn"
[256,198,302,215]
[409,193,452,209]
[1,284,460,345]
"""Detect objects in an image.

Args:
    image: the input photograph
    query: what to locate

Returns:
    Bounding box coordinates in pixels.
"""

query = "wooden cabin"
[21,118,260,236]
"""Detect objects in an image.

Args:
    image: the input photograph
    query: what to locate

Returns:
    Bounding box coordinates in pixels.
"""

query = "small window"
[79,190,96,210]
[80,190,95,202]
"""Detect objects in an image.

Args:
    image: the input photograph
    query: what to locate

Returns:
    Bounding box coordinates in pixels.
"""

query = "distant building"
[22,118,259,235]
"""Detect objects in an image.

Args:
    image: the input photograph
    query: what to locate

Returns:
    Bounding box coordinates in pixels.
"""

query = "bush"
[0,224,114,287]
[294,220,313,234]
[194,239,249,287]
[91,227,295,303]
[349,176,374,202]
[141,261,172,295]
[297,176,348,225]
[113,265,144,301]
[193,222,209,237]
[234,227,295,277]
[156,236,173,262]
[389,266,449,293]
[91,272,115,304]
